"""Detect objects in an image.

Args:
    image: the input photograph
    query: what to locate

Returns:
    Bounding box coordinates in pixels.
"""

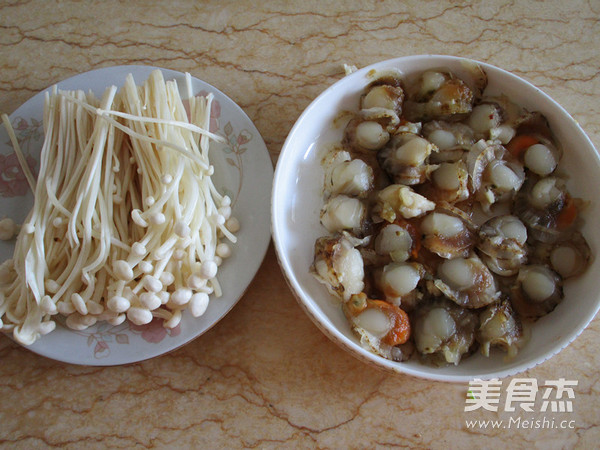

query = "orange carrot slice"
[507,135,539,158]
[557,197,577,230]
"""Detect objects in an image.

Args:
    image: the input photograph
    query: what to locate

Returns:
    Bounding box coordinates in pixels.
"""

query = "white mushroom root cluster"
[311,64,591,366]
[0,70,238,345]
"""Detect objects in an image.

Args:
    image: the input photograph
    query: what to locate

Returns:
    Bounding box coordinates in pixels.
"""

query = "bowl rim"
[271,54,600,382]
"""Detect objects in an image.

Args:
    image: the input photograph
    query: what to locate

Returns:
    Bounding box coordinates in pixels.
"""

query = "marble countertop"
[1,1,599,448]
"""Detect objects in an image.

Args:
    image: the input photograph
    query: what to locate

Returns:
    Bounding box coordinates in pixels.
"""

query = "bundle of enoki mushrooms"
[0,70,239,345]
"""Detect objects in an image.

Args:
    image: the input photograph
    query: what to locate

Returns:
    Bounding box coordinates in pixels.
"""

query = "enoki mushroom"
[0,70,238,345]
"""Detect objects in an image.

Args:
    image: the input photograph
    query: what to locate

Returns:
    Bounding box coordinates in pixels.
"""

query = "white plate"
[0,65,273,365]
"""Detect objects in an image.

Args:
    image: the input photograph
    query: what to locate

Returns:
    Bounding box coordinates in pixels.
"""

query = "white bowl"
[271,55,600,382]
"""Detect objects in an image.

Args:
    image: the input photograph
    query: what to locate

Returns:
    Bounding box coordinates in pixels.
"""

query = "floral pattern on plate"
[0,116,39,197]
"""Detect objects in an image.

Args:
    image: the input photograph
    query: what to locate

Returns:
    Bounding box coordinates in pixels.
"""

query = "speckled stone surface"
[1,1,599,448]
